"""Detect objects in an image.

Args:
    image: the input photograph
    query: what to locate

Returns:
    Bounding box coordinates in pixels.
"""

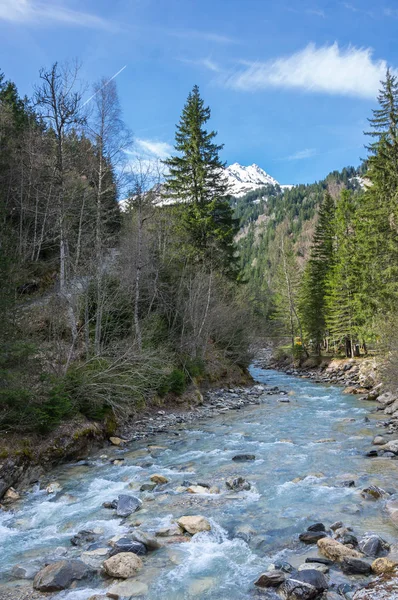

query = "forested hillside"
[236,70,398,366]
[0,68,250,436]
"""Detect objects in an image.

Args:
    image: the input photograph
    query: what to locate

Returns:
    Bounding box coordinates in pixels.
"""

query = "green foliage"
[164,85,239,278]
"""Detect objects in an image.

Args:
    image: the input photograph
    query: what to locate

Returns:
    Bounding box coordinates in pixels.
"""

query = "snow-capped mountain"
[225,163,280,197]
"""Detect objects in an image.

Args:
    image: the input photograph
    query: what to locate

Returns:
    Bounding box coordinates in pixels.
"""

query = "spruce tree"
[299,192,335,353]
[163,85,238,277]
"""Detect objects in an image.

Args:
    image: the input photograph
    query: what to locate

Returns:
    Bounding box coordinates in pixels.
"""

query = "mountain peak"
[225,163,279,197]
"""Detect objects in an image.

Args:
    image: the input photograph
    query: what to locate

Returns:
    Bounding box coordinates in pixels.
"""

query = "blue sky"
[0,0,397,184]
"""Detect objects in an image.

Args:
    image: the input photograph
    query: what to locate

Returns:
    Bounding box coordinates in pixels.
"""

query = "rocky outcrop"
[353,576,398,599]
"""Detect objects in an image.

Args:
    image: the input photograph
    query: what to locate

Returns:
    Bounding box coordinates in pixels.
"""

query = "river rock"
[317,537,364,562]
[116,494,142,517]
[103,552,143,578]
[341,557,372,575]
[155,523,183,537]
[140,482,156,492]
[295,569,328,592]
[81,547,109,568]
[298,563,329,574]
[384,399,398,415]
[103,500,117,509]
[130,529,162,550]
[187,485,209,494]
[353,576,398,599]
[359,535,389,557]
[305,558,333,566]
[330,521,344,531]
[225,477,251,491]
[106,579,148,598]
[3,487,20,503]
[373,436,386,445]
[254,571,286,587]
[377,391,396,406]
[71,529,97,547]
[109,537,147,556]
[232,454,256,461]
[299,531,327,544]
[278,578,318,600]
[46,482,62,494]
[380,440,398,454]
[109,437,126,446]
[150,474,169,484]
[372,557,398,574]
[177,516,211,534]
[361,485,387,500]
[33,559,91,592]
[307,523,326,532]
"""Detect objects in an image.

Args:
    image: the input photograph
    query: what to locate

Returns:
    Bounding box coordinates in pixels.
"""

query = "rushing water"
[1,366,397,599]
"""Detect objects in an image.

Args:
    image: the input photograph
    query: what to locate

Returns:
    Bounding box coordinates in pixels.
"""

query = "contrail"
[82,65,127,107]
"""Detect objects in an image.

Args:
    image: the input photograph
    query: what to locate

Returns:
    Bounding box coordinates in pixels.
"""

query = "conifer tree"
[163,85,238,277]
[325,190,362,357]
[299,192,335,353]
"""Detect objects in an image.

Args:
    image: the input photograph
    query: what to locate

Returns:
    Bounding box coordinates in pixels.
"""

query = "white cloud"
[224,43,395,99]
[0,0,117,30]
[135,138,173,160]
[287,148,317,160]
[179,57,222,73]
[306,8,325,17]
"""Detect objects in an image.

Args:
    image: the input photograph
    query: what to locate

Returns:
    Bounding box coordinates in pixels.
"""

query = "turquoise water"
[1,367,397,599]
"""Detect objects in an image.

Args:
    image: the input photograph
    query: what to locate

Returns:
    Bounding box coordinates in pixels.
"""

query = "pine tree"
[163,85,238,277]
[356,69,398,323]
[325,190,362,357]
[299,192,335,353]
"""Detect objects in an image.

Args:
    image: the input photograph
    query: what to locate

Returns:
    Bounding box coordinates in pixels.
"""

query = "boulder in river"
[109,537,147,556]
[295,569,329,592]
[359,535,389,557]
[254,570,286,587]
[225,477,251,491]
[116,494,142,517]
[298,563,329,574]
[45,482,62,494]
[33,560,91,592]
[71,529,98,547]
[187,485,209,494]
[317,537,364,562]
[361,485,387,500]
[299,531,327,544]
[109,436,126,446]
[380,439,398,454]
[3,487,20,503]
[177,515,211,534]
[103,552,143,578]
[150,473,169,484]
[232,454,256,461]
[340,557,372,575]
[307,523,326,532]
[371,557,398,574]
[278,578,318,600]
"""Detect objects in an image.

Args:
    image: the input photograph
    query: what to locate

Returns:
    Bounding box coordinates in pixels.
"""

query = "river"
[1,366,396,599]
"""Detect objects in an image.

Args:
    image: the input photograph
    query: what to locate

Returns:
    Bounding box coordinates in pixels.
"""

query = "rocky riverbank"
[2,362,398,600]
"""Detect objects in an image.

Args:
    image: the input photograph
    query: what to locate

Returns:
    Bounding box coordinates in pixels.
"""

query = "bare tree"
[88,77,132,354]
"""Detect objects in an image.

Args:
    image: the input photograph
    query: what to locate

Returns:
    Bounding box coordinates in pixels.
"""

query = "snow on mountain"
[225,163,280,197]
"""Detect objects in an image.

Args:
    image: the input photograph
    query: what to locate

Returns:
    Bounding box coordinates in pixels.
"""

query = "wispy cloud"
[223,43,395,99]
[384,7,398,17]
[0,0,117,31]
[167,28,237,45]
[287,148,317,160]
[306,8,325,17]
[135,138,173,160]
[341,3,374,17]
[179,57,222,73]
